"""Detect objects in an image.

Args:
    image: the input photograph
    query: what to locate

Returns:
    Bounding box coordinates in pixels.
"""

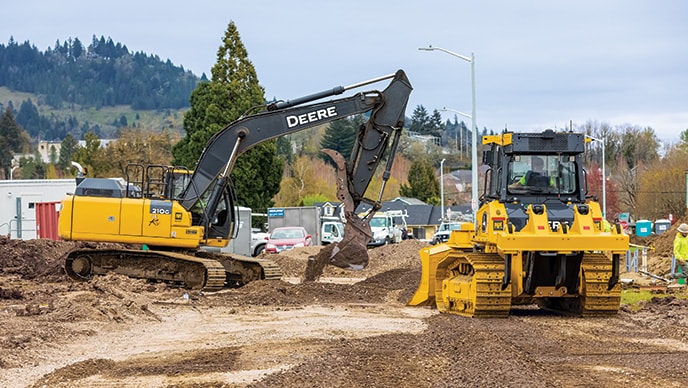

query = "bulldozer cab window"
[508,155,574,194]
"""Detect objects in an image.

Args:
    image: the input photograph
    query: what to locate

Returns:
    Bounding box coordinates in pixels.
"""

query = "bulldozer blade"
[407,245,439,306]
[321,148,372,270]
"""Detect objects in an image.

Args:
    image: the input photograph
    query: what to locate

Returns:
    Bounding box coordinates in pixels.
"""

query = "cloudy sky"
[3,1,687,143]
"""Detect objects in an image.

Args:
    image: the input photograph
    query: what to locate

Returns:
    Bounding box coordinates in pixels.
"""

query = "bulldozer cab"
[482,130,588,206]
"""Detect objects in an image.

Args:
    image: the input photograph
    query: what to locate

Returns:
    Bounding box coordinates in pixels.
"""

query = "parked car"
[265,226,313,253]
[250,228,269,256]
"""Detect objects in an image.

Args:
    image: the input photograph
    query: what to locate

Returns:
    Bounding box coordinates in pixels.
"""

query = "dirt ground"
[1,226,688,387]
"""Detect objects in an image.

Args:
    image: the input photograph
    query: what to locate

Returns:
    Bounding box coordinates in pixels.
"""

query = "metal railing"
[625,244,648,273]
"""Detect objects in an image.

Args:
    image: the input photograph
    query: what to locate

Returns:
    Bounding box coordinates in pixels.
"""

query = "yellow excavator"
[58,70,412,291]
[409,129,629,317]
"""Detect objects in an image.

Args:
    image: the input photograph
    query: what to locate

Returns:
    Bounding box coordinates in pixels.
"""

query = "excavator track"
[536,253,621,316]
[64,248,281,292]
[194,251,283,285]
[435,253,512,318]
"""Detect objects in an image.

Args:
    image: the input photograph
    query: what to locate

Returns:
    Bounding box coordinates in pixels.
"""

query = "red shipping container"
[36,201,61,240]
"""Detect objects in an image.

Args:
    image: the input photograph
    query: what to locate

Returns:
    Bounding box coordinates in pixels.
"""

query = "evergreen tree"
[16,99,41,137]
[399,159,440,205]
[319,115,362,165]
[0,136,11,179]
[58,133,79,170]
[171,21,282,214]
[276,136,293,164]
[0,107,31,153]
[429,109,445,139]
[408,105,430,135]
[49,145,58,165]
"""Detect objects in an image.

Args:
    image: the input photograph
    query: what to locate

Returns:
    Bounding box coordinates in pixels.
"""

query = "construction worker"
[602,219,611,232]
[673,223,688,279]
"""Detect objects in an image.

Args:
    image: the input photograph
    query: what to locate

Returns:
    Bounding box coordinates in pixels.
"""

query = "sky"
[3,1,687,144]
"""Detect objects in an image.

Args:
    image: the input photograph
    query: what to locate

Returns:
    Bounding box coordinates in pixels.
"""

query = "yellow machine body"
[58,194,226,249]
[409,130,629,317]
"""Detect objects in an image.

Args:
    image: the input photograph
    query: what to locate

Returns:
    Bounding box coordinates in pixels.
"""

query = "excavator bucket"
[322,148,372,269]
[304,149,372,281]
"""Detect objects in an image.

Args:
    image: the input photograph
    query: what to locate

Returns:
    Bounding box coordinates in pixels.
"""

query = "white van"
[321,221,344,244]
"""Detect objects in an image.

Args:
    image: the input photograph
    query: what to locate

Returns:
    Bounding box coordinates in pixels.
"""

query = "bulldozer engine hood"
[504,202,575,232]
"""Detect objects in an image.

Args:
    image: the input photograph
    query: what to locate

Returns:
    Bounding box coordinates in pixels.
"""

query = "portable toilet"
[635,220,652,237]
[654,219,671,235]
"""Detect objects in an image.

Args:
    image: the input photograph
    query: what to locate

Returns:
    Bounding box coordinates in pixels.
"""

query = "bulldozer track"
[64,248,281,292]
[435,253,512,318]
[578,253,622,316]
[535,253,621,316]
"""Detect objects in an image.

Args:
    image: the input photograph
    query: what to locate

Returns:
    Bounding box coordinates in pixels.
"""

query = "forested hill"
[0,36,201,110]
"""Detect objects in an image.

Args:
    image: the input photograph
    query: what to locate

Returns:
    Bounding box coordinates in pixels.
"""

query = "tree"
[72,131,110,177]
[320,115,362,165]
[58,134,79,171]
[0,136,11,179]
[18,152,46,179]
[635,147,688,220]
[677,129,688,153]
[171,21,282,214]
[428,109,444,139]
[399,159,440,205]
[104,128,174,177]
[274,156,336,207]
[49,145,58,165]
[276,136,293,164]
[0,107,31,153]
[408,105,430,134]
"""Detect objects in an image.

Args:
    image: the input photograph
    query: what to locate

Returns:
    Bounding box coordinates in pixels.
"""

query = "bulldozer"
[58,70,412,291]
[409,129,629,317]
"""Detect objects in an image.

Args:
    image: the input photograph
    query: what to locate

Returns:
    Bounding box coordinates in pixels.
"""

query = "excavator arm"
[180,70,412,211]
[180,70,412,269]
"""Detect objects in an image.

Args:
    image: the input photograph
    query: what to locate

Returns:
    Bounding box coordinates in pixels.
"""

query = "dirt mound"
[268,239,427,279]
[0,236,134,281]
[206,240,427,307]
[628,215,688,275]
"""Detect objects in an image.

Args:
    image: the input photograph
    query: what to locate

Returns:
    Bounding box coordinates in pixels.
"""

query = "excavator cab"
[124,163,236,247]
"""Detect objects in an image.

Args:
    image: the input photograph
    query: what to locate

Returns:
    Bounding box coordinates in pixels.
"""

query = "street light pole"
[419,46,478,220]
[440,158,446,221]
[587,135,606,217]
[441,107,472,160]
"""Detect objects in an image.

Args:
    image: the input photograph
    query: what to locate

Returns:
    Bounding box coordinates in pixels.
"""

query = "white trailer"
[0,179,77,239]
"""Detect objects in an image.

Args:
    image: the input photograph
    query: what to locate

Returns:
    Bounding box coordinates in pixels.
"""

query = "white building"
[0,179,76,239]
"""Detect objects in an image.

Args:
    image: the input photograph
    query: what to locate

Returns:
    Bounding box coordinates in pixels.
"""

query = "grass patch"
[621,288,688,311]
[0,87,188,137]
